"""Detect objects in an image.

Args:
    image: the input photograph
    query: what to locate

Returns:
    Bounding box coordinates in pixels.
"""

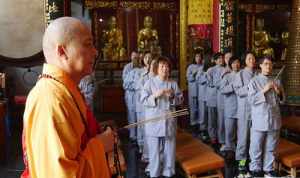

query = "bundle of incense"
[123,108,189,129]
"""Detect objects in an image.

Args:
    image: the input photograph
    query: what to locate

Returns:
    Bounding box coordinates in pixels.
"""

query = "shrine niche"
[86,0,179,69]
[0,0,70,67]
[237,1,291,59]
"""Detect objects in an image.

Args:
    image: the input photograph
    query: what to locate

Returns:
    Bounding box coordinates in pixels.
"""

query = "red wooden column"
[212,0,220,53]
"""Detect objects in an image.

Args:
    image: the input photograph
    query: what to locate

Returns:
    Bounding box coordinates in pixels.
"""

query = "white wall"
[0,1,91,95]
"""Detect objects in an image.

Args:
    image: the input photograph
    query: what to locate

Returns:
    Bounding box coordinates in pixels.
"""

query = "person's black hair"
[212,52,223,61]
[223,48,232,55]
[203,54,213,72]
[192,52,204,64]
[258,56,272,65]
[240,50,254,66]
[228,55,240,69]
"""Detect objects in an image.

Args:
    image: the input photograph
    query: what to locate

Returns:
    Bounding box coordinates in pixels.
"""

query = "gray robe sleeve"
[248,79,266,105]
[220,75,234,95]
[196,71,207,85]
[206,68,214,87]
[141,80,157,107]
[172,82,184,105]
[186,65,196,82]
[233,72,248,97]
[123,70,135,91]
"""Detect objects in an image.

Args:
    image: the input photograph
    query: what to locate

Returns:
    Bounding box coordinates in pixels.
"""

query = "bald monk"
[21,17,113,178]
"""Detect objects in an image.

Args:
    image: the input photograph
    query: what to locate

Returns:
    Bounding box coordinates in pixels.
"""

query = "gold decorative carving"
[180,0,187,89]
[85,0,177,11]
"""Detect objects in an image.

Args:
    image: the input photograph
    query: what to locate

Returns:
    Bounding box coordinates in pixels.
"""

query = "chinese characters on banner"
[188,0,213,25]
[220,0,236,52]
[45,0,65,26]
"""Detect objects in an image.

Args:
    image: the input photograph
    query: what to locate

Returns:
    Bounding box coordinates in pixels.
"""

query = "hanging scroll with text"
[188,0,213,25]
[220,0,237,52]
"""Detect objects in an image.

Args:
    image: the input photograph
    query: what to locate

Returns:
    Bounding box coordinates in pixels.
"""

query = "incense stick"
[274,65,285,81]
[123,109,189,129]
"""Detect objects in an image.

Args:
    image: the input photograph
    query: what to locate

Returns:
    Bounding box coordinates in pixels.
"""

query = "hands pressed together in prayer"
[262,81,281,95]
[154,89,174,99]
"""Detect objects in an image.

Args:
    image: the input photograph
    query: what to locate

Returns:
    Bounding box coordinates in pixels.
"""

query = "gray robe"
[207,64,225,144]
[186,64,202,125]
[233,68,256,161]
[248,74,282,172]
[141,76,183,177]
[196,68,208,131]
[220,71,238,151]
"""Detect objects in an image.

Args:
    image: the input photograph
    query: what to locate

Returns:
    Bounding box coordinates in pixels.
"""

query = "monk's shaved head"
[42,17,87,63]
[41,17,97,84]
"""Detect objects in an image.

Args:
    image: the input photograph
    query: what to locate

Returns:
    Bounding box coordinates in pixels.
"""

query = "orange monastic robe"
[22,64,110,178]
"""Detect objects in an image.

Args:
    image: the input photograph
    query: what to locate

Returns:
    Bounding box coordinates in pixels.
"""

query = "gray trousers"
[128,109,137,140]
[198,100,208,131]
[224,118,237,151]
[249,129,279,172]
[147,136,176,177]
[207,107,217,140]
[136,111,144,147]
[137,112,149,159]
[236,119,251,160]
[189,97,198,126]
[217,107,225,144]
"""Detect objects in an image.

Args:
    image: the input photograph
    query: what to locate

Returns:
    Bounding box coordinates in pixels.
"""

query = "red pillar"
[212,0,220,53]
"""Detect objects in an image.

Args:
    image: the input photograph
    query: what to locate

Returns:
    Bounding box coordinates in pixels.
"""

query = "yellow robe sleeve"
[24,81,110,178]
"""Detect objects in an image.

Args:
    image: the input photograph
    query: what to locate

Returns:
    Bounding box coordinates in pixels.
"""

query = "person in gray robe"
[232,51,256,177]
[79,73,95,110]
[195,56,211,141]
[248,57,284,178]
[186,52,203,135]
[123,53,140,142]
[220,56,240,158]
[141,57,183,178]
[207,52,225,146]
[135,52,153,159]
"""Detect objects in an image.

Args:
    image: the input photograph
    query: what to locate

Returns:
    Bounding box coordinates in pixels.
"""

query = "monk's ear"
[56,45,68,60]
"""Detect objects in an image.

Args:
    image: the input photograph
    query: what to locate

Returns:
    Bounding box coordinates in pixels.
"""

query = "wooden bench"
[176,131,224,178]
[275,138,300,178]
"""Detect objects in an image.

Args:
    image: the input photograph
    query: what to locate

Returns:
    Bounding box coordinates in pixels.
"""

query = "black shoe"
[250,170,264,178]
[264,170,280,178]
[199,130,209,142]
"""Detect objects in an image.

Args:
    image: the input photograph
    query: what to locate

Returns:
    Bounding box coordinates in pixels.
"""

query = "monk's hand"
[262,82,273,93]
[96,128,114,153]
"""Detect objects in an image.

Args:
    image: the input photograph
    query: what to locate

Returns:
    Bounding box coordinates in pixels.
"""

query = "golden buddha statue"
[102,16,126,61]
[281,31,289,60]
[137,16,160,53]
[253,18,275,59]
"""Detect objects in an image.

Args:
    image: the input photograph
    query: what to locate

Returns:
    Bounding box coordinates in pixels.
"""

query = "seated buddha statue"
[102,16,126,61]
[137,16,160,53]
[253,18,275,59]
